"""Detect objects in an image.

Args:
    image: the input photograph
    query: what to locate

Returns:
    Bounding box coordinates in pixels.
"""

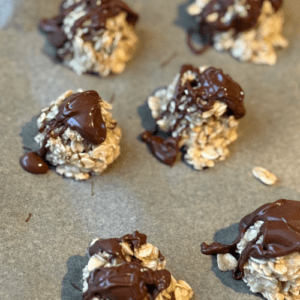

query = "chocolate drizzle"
[83,261,171,300]
[188,0,283,54]
[201,199,300,280]
[20,90,106,175]
[158,65,245,134]
[84,231,171,300]
[39,0,139,59]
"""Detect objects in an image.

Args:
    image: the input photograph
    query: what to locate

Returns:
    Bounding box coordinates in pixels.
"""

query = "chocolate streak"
[39,0,139,58]
[201,199,300,280]
[84,231,172,300]
[188,0,283,54]
[158,65,245,133]
[20,90,106,174]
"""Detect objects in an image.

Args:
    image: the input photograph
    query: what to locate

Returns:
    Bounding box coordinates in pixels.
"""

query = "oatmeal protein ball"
[201,199,300,300]
[39,0,139,76]
[187,0,288,65]
[141,64,246,170]
[20,90,121,180]
[82,231,193,300]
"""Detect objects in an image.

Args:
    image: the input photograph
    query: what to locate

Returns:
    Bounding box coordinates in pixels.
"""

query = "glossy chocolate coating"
[39,0,139,58]
[19,152,49,174]
[201,199,300,279]
[19,90,106,175]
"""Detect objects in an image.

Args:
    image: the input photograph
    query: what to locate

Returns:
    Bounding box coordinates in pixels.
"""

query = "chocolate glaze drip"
[158,65,245,133]
[39,0,139,59]
[201,199,300,280]
[20,90,106,175]
[83,261,171,300]
[188,0,283,54]
[141,131,180,166]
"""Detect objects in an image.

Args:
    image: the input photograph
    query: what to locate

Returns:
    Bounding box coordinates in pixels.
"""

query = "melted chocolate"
[158,251,165,262]
[141,131,180,166]
[84,232,170,300]
[201,199,300,280]
[20,152,49,174]
[89,231,147,261]
[39,0,139,59]
[83,261,171,300]
[89,238,126,261]
[188,0,283,54]
[120,231,148,250]
[158,65,245,133]
[20,90,106,175]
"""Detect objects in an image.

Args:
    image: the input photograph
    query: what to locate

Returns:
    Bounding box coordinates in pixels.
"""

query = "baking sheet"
[1,0,300,299]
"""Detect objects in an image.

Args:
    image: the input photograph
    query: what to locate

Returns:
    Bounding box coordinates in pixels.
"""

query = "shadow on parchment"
[137,87,170,140]
[20,116,39,151]
[209,223,263,299]
[61,255,89,300]
[174,0,207,48]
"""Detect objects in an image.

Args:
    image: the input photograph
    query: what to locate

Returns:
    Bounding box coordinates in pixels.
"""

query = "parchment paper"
[1,0,300,299]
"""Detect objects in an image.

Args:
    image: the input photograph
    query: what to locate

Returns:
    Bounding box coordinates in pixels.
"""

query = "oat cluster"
[148,67,240,170]
[57,1,138,76]
[83,238,193,300]
[188,0,288,65]
[217,221,300,300]
[35,90,121,180]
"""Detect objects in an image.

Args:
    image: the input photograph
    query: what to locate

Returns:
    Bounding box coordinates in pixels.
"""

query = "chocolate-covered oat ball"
[82,231,194,300]
[40,0,139,76]
[20,90,121,180]
[141,64,245,170]
[201,199,300,300]
[187,0,288,65]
